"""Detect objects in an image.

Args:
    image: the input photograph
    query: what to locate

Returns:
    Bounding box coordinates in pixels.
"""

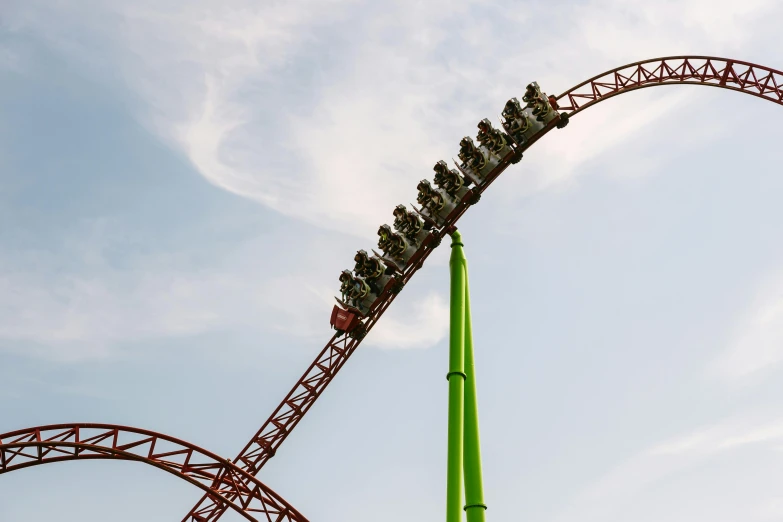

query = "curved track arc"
[1,55,779,522]
[0,423,308,522]
[555,56,783,115]
[184,54,783,522]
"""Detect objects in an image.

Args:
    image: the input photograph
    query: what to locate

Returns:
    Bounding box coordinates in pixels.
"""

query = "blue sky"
[2,1,783,521]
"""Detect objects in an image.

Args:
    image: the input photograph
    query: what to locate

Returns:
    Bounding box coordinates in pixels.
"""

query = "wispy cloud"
[0,45,21,72]
[709,271,783,382]
[0,219,448,361]
[3,0,780,362]
[650,417,783,456]
[552,412,783,522]
[7,0,780,238]
[366,292,449,350]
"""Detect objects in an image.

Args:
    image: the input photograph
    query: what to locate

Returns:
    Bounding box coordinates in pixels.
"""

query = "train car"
[335,269,376,315]
[433,160,471,202]
[393,204,432,241]
[332,84,562,331]
[375,224,410,271]
[333,246,406,322]
[353,249,393,296]
[329,305,363,335]
[476,118,513,161]
[454,117,514,184]
[501,82,558,146]
[414,179,459,227]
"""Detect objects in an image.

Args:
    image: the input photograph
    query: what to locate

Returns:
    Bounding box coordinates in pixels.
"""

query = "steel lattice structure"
[1,56,781,521]
[181,55,783,522]
[556,56,782,115]
[0,424,308,522]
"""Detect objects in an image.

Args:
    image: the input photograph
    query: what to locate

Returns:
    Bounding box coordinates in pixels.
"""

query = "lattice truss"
[184,54,783,522]
[1,56,781,522]
[0,424,308,522]
[556,56,783,113]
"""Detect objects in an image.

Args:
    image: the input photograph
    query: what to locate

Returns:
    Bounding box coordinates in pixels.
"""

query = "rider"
[354,250,385,280]
[523,82,541,103]
[458,136,486,171]
[339,270,355,304]
[392,204,410,235]
[477,118,507,153]
[523,83,550,120]
[378,224,406,260]
[417,179,445,215]
[433,160,465,195]
[339,269,371,309]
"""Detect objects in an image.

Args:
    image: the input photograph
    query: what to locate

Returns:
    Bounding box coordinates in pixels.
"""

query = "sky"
[1,1,783,521]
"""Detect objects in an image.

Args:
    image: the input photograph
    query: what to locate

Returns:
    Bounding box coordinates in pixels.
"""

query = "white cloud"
[0,46,20,71]
[758,497,783,520]
[3,0,781,360]
[552,413,783,522]
[0,218,451,360]
[0,259,449,359]
[0,215,320,360]
[365,292,449,350]
[8,0,781,239]
[0,262,246,360]
[650,418,783,456]
[709,271,783,382]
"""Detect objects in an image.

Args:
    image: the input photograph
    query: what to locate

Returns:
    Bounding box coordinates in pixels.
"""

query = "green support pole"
[446,230,467,522]
[463,271,487,521]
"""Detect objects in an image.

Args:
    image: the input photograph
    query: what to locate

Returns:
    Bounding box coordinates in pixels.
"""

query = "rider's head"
[378,224,392,237]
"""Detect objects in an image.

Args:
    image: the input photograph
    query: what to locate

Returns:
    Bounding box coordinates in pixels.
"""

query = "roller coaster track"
[0,424,308,522]
[1,56,780,521]
[181,56,782,522]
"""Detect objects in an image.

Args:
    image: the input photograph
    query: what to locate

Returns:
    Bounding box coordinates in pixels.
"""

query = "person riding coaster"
[502,98,532,136]
[377,224,407,260]
[503,97,524,119]
[528,96,550,121]
[476,118,508,154]
[392,204,424,241]
[354,249,388,294]
[338,269,371,309]
[416,179,445,215]
[354,249,385,280]
[523,82,551,121]
[392,204,410,234]
[458,136,487,171]
[433,160,466,195]
[523,82,542,103]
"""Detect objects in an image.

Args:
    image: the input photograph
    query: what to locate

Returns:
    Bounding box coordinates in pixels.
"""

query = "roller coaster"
[2,56,781,522]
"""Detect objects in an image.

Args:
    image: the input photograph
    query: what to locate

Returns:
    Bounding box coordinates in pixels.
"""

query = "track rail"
[184,55,783,521]
[2,55,778,521]
[0,424,308,522]
[182,55,782,522]
[555,56,783,115]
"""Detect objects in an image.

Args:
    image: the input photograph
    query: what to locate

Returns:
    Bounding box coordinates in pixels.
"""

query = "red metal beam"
[3,54,779,522]
[0,423,308,522]
[183,54,783,522]
[555,56,783,115]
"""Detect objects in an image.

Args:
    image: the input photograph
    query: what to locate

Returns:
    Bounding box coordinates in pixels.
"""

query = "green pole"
[446,230,467,522]
[463,270,487,521]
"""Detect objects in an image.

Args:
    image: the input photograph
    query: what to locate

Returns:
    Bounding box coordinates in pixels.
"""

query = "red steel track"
[1,56,780,521]
[0,424,308,522]
[556,56,782,115]
[183,56,783,522]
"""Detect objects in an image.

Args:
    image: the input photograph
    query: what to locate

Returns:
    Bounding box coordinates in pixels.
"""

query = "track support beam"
[446,230,487,522]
